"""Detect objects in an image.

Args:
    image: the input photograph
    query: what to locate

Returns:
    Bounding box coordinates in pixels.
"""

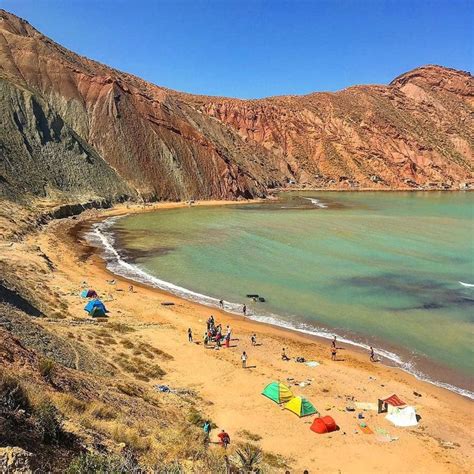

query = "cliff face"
[189,66,473,189]
[0,10,473,206]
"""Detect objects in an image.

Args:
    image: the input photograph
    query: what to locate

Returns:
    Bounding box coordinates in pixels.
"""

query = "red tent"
[86,289,98,298]
[378,394,406,413]
[310,416,337,434]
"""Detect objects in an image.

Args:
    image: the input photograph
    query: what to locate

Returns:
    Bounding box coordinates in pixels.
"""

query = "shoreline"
[20,198,472,472]
[81,201,474,400]
[79,200,473,401]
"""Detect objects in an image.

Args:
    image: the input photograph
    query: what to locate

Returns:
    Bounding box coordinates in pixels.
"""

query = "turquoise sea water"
[90,192,474,397]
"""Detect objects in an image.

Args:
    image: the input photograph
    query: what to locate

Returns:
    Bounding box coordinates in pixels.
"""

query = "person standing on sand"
[242,304,247,316]
[203,420,211,442]
[332,336,337,349]
[370,346,376,362]
[241,351,248,368]
[251,334,257,346]
[331,347,337,361]
[188,328,193,343]
[219,299,224,309]
[218,429,230,448]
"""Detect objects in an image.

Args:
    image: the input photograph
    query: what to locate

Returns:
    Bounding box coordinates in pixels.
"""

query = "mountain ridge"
[0,9,472,207]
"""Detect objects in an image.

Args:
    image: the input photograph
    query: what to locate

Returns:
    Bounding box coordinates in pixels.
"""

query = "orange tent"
[310,416,337,434]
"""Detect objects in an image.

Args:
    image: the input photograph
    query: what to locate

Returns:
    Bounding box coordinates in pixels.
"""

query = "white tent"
[385,406,418,427]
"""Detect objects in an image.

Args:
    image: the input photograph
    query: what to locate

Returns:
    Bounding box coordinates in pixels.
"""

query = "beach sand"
[8,201,473,473]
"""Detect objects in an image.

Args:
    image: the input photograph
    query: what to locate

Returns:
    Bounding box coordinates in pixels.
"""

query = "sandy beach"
[5,200,472,473]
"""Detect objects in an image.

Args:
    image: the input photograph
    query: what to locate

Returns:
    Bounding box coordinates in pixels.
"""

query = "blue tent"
[80,289,88,298]
[84,299,107,315]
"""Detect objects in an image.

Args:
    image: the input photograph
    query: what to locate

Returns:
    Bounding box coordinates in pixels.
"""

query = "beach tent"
[378,394,406,414]
[80,289,88,298]
[284,396,317,417]
[310,416,337,434]
[84,299,107,317]
[386,406,418,427]
[261,382,294,404]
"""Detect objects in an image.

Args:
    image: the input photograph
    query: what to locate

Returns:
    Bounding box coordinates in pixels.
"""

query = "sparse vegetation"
[34,399,64,444]
[67,452,121,473]
[107,322,135,334]
[120,339,135,349]
[56,394,87,415]
[0,374,31,413]
[90,402,117,420]
[39,357,56,381]
[111,424,152,452]
[231,443,263,472]
[238,429,262,442]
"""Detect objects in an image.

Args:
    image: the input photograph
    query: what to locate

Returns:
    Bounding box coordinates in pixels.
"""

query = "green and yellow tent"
[284,396,317,417]
[261,382,294,404]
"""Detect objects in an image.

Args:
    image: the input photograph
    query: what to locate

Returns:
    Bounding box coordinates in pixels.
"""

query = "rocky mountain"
[0,9,472,206]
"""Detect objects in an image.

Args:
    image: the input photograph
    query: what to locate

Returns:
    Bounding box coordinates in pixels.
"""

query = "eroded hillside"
[0,9,472,210]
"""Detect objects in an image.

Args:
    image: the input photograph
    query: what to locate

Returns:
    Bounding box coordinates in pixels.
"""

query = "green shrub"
[0,374,31,413]
[231,443,263,472]
[35,400,63,444]
[67,452,124,473]
[39,358,55,381]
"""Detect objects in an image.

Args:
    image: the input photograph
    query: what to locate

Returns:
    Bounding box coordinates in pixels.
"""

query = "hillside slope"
[0,9,473,207]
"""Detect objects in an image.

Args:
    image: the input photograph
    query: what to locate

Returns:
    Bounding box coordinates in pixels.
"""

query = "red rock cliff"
[0,10,472,205]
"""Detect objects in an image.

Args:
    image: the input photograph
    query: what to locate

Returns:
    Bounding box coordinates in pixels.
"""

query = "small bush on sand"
[120,339,135,350]
[262,451,290,470]
[39,358,56,381]
[238,429,262,442]
[188,408,205,426]
[108,322,135,334]
[35,399,63,444]
[0,374,31,413]
[231,443,263,472]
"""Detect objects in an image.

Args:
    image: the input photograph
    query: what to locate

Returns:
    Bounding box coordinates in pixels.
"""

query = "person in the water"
[242,304,247,316]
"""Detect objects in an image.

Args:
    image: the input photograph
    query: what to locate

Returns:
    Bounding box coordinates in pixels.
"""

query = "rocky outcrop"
[0,9,472,206]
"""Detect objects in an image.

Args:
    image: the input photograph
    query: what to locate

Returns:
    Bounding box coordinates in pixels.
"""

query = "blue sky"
[1,0,472,98]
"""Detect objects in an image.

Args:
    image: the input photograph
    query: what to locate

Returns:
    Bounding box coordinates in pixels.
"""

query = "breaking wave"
[85,216,474,401]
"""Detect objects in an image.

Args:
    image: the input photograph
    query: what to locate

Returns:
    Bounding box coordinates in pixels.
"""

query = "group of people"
[202,315,232,349]
[203,420,231,448]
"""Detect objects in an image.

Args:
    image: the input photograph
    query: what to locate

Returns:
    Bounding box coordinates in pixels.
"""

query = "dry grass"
[55,394,87,416]
[116,354,165,380]
[107,322,135,334]
[120,339,135,350]
[111,424,153,452]
[237,429,262,442]
[90,402,117,420]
